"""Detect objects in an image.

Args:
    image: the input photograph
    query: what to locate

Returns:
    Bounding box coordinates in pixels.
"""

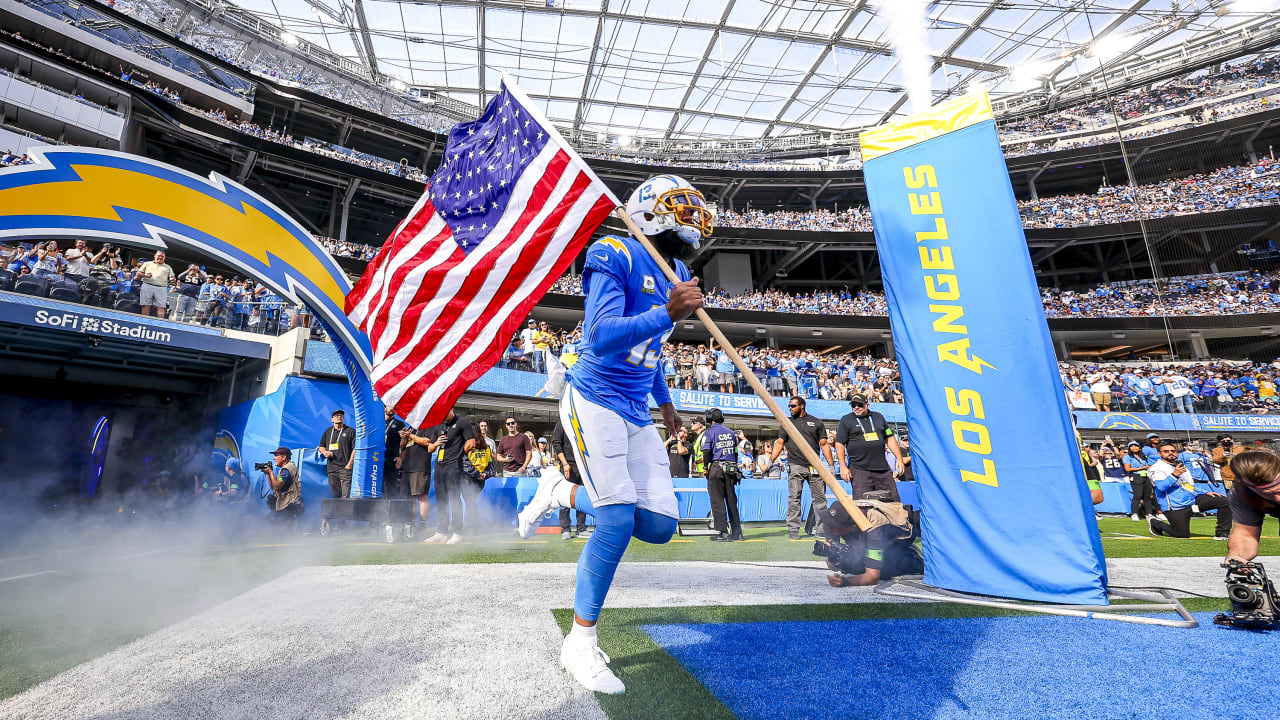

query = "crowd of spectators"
[705,158,1280,233]
[130,73,430,182]
[106,0,455,134]
[317,236,377,261]
[1,149,35,167]
[0,238,312,334]
[500,317,905,403]
[551,269,1280,320]
[580,152,858,172]
[498,314,1280,416]
[1061,360,1280,415]
[1021,158,1280,228]
[0,66,122,115]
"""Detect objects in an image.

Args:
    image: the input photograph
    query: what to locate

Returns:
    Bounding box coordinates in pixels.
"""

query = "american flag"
[345,77,619,428]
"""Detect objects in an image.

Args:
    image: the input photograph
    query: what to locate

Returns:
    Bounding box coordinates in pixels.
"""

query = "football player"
[516,174,713,694]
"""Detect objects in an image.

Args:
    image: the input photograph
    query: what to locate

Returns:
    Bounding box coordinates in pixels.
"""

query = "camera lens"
[1229,584,1260,607]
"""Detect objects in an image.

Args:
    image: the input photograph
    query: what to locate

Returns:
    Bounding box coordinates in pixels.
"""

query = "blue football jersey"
[568,234,690,425]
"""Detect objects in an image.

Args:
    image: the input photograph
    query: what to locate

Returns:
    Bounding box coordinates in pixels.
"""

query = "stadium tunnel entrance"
[0,291,270,508]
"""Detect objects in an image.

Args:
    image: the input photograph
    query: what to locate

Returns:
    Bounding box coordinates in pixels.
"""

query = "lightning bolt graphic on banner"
[0,147,372,372]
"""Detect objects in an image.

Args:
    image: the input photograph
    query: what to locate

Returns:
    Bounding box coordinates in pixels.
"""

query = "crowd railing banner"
[860,92,1109,605]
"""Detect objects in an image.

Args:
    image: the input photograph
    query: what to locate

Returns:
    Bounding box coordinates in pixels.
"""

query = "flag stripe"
[410,191,618,425]
[353,210,443,332]
[373,149,573,391]
[366,220,454,358]
[390,171,597,418]
[346,191,432,321]
[404,183,615,425]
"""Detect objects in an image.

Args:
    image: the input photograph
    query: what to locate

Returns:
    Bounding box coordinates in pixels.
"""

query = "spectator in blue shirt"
[1141,433,1163,464]
[713,341,734,394]
[1151,372,1172,413]
[1123,441,1160,521]
[1125,369,1155,412]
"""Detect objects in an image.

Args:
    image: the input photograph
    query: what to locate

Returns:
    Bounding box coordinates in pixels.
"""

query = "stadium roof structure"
[231,0,1280,146]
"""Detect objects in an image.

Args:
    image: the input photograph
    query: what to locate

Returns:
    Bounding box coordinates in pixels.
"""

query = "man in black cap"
[835,394,905,502]
[318,409,356,498]
[767,396,832,540]
[814,496,921,587]
[261,446,303,526]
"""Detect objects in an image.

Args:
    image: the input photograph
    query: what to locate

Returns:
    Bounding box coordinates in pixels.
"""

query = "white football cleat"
[423,532,448,544]
[516,469,567,539]
[561,636,625,695]
[446,533,463,545]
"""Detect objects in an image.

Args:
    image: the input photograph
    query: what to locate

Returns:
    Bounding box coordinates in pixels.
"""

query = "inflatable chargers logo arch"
[0,147,384,496]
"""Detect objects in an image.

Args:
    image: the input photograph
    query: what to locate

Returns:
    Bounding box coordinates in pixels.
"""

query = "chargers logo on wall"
[1096,413,1152,431]
[0,147,371,372]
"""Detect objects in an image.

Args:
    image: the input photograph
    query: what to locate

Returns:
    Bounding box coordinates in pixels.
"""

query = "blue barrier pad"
[643,614,1273,720]
[505,476,921,524]
[1098,481,1225,515]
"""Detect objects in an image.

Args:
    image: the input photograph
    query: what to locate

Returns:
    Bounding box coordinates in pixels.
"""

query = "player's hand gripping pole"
[614,208,872,532]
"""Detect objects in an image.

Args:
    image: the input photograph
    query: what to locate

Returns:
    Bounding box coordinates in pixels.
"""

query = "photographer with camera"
[259,447,303,527]
[1214,450,1280,630]
[701,409,742,542]
[813,493,922,588]
[1146,443,1232,539]
[1224,450,1280,563]
[1212,434,1247,489]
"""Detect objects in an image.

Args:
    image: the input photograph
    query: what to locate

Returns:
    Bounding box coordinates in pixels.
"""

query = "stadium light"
[616,135,633,147]
[1010,60,1055,84]
[1089,33,1141,62]
[280,32,299,47]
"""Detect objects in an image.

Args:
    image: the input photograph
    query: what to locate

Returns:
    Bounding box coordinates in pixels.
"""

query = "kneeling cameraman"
[814,492,922,587]
[260,446,303,526]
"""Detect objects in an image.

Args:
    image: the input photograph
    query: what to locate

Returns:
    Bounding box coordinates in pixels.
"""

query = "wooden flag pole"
[613,208,872,532]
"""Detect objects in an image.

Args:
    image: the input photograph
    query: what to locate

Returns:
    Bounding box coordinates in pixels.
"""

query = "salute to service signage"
[860,92,1109,605]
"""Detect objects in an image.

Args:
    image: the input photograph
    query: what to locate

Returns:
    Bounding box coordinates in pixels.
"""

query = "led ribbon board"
[860,93,1108,605]
[0,147,384,497]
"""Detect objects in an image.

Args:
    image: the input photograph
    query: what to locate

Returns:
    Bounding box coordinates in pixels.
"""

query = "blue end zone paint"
[642,614,1276,720]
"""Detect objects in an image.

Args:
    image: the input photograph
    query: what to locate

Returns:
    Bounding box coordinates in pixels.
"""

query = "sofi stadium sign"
[33,309,172,342]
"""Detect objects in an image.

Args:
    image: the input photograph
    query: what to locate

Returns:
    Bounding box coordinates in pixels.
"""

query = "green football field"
[0,516,1268,709]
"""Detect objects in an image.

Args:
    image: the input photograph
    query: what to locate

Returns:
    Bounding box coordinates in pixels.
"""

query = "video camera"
[812,539,853,568]
[1213,560,1280,630]
[253,461,273,472]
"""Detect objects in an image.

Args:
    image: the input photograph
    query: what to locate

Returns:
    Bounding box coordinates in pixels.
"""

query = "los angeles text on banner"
[860,92,1108,606]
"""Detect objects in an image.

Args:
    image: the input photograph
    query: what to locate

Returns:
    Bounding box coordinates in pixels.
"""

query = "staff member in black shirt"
[552,419,588,539]
[768,396,832,540]
[318,409,356,498]
[666,427,691,478]
[422,407,477,545]
[835,394,905,502]
[400,422,441,536]
[384,408,406,499]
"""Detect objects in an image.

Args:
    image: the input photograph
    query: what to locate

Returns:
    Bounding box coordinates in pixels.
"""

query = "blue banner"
[860,93,1108,605]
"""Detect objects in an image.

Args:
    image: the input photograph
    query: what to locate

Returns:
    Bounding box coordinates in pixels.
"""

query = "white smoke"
[874,0,933,116]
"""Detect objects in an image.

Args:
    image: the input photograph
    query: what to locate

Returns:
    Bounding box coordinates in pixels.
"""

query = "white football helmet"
[625,175,714,250]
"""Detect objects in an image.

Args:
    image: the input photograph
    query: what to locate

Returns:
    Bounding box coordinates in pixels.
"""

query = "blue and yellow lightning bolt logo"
[0,147,372,372]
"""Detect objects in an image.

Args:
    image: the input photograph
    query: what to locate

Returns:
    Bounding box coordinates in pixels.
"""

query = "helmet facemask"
[652,187,714,248]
